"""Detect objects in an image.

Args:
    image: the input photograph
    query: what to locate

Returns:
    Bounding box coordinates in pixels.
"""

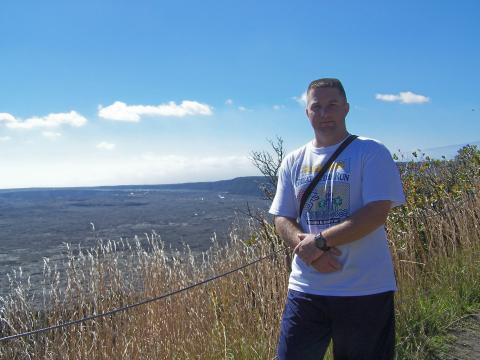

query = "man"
[269,78,405,359]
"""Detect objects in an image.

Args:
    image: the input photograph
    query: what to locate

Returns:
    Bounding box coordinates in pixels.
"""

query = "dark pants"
[277,289,395,360]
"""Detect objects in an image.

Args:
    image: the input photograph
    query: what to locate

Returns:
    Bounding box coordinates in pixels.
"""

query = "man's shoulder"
[352,136,390,153]
[282,142,310,165]
[354,136,385,147]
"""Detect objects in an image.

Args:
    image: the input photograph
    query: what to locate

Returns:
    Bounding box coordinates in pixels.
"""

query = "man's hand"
[294,233,342,266]
[311,250,342,273]
[294,233,323,265]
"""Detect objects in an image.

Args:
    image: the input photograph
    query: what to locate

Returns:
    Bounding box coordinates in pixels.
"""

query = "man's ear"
[345,102,350,115]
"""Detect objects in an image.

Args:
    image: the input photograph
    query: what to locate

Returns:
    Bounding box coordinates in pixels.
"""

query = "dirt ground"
[433,314,480,360]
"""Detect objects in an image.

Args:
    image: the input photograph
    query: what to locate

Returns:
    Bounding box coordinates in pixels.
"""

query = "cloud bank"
[96,141,116,150]
[0,111,87,129]
[98,100,213,122]
[0,154,256,189]
[375,91,429,104]
[42,131,62,139]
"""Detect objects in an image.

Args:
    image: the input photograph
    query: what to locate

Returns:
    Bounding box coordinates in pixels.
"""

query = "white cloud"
[0,136,11,142]
[375,91,430,104]
[96,141,116,150]
[273,105,285,110]
[237,106,254,112]
[0,113,16,123]
[293,91,308,106]
[0,111,87,130]
[225,99,234,105]
[98,100,213,122]
[42,131,62,139]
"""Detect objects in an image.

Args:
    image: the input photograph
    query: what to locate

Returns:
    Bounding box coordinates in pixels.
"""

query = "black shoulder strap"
[298,134,358,217]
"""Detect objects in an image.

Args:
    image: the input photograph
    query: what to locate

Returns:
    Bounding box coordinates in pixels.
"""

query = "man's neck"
[313,131,350,148]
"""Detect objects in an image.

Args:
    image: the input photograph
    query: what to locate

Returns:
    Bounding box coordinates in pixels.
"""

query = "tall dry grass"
[1,222,290,359]
[1,146,479,359]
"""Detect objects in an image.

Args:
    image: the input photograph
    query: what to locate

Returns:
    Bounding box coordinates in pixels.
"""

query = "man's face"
[306,87,349,138]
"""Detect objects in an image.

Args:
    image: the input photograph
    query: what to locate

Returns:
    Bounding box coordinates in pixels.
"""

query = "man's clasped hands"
[294,233,342,273]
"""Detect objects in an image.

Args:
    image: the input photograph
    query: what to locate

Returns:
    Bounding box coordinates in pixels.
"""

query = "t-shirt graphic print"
[301,159,351,228]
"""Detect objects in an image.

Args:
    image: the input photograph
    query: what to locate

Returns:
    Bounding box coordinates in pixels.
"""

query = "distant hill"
[107,176,269,196]
[0,176,270,197]
[419,141,480,160]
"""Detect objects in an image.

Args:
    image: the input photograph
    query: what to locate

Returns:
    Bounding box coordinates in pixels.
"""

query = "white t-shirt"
[269,136,405,296]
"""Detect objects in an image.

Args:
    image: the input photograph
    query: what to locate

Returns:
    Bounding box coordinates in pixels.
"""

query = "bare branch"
[249,136,285,201]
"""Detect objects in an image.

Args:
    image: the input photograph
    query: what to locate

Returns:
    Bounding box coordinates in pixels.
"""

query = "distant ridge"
[393,140,480,161]
[422,140,480,159]
[0,176,270,197]
[105,176,268,196]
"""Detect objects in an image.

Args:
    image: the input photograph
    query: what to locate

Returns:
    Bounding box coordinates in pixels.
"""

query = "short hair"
[307,78,347,101]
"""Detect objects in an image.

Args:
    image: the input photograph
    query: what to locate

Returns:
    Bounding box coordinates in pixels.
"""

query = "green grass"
[395,244,480,358]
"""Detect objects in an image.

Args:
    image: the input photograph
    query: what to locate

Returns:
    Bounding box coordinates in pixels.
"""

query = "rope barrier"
[0,247,286,342]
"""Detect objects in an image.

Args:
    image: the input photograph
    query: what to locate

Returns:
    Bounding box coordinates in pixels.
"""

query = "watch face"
[315,234,329,251]
[315,235,325,249]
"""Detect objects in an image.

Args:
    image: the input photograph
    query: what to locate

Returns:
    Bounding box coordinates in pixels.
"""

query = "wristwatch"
[314,233,330,251]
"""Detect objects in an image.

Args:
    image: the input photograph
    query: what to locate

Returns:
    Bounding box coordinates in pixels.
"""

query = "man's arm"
[321,200,392,247]
[274,216,303,251]
[295,200,392,264]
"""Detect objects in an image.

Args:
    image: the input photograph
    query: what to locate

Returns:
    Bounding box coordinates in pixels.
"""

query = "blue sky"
[1,0,479,189]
